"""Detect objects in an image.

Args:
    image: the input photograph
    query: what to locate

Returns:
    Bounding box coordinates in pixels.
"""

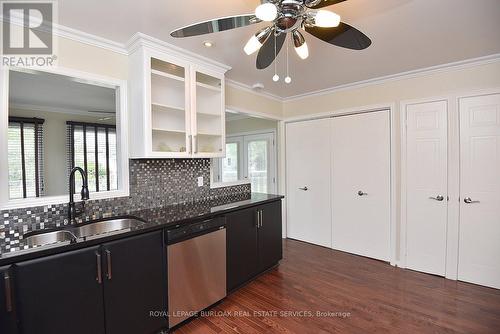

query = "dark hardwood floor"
[174,239,500,334]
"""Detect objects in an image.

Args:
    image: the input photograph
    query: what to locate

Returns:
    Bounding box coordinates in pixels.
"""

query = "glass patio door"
[244,133,276,194]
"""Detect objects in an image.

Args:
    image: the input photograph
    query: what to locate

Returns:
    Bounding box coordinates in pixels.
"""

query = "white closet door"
[459,93,500,289]
[406,101,448,275]
[331,111,391,261]
[286,119,332,248]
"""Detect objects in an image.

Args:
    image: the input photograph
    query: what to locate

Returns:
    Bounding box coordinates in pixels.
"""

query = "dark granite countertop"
[0,193,283,266]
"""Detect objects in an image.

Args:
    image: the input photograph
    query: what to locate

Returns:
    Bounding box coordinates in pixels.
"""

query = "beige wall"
[226,117,278,136]
[226,85,283,119]
[283,61,500,117]
[57,36,128,80]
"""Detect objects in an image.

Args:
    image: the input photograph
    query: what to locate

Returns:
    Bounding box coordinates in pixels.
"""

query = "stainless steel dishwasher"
[166,217,226,328]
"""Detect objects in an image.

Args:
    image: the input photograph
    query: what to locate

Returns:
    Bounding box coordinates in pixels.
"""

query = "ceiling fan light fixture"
[292,30,309,60]
[255,3,278,22]
[244,26,273,55]
[313,10,341,28]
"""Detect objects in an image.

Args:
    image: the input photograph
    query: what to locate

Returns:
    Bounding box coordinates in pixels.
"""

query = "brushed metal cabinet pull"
[259,210,263,227]
[4,272,12,312]
[256,210,260,228]
[105,249,112,280]
[96,252,102,284]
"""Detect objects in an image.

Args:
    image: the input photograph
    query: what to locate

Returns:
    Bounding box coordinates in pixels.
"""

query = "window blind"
[8,117,45,199]
[67,121,118,193]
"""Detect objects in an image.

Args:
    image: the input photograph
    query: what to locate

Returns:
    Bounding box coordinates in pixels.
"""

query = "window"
[67,122,118,193]
[7,117,45,199]
[213,132,276,193]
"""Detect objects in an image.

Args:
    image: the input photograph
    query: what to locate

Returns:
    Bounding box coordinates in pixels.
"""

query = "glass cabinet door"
[193,70,224,156]
[149,57,190,155]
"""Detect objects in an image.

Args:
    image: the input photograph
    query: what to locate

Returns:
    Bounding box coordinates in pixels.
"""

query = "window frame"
[0,66,130,210]
[211,129,277,193]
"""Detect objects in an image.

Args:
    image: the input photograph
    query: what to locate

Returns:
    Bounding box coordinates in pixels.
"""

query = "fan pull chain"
[273,29,279,82]
[285,34,291,84]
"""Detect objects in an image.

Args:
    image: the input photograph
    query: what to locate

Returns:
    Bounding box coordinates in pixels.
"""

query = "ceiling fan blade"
[256,32,286,70]
[305,22,371,50]
[307,0,348,9]
[171,14,261,38]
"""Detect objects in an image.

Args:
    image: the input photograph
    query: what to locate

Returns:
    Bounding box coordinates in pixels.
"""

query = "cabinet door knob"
[299,186,308,191]
[358,191,367,196]
[429,195,444,202]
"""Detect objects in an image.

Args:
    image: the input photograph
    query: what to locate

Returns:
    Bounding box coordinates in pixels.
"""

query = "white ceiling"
[57,0,500,98]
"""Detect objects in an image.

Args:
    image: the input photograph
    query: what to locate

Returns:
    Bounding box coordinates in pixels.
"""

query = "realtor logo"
[1,1,57,67]
[2,2,53,54]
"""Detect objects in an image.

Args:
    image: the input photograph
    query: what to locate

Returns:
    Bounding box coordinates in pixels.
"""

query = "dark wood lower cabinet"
[226,200,283,292]
[226,206,260,292]
[14,246,106,334]
[258,202,283,272]
[12,231,166,334]
[102,231,166,334]
[0,266,18,334]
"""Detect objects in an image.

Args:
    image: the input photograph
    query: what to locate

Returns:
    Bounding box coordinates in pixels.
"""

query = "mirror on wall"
[6,69,120,200]
[212,111,278,194]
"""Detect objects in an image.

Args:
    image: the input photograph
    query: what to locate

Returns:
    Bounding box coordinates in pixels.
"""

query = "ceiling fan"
[170,0,371,71]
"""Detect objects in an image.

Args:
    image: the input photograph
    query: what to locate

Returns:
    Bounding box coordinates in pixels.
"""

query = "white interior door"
[331,111,391,261]
[286,119,332,248]
[405,101,448,275]
[459,93,500,289]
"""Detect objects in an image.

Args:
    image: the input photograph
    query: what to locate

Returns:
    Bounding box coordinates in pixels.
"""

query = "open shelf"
[152,128,185,134]
[196,82,221,92]
[152,103,184,113]
[151,69,184,82]
[197,132,221,137]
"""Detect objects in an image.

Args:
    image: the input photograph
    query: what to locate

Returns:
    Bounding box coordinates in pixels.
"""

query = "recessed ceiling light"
[203,41,215,48]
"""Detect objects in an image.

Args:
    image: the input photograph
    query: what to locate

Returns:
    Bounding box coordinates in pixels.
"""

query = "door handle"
[464,197,480,204]
[298,186,308,191]
[256,210,260,228]
[358,191,367,196]
[259,210,263,228]
[96,252,102,284]
[105,249,112,280]
[429,195,444,202]
[4,272,12,312]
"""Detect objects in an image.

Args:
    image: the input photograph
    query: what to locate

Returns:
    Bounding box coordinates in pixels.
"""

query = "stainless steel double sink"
[24,218,145,248]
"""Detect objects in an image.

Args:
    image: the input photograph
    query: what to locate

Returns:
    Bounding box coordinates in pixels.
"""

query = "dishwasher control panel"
[166,216,225,244]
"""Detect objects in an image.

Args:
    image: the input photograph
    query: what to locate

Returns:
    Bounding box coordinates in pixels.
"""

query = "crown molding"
[126,32,231,73]
[55,24,128,55]
[226,79,284,103]
[284,53,500,102]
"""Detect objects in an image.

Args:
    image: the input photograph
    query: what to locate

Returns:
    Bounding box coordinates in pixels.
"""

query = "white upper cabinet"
[128,35,229,158]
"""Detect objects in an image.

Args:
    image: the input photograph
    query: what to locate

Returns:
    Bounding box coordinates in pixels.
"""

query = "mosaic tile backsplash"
[0,159,251,253]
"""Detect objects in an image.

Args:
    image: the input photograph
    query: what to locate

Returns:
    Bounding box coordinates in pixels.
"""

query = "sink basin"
[71,218,145,239]
[24,230,77,247]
